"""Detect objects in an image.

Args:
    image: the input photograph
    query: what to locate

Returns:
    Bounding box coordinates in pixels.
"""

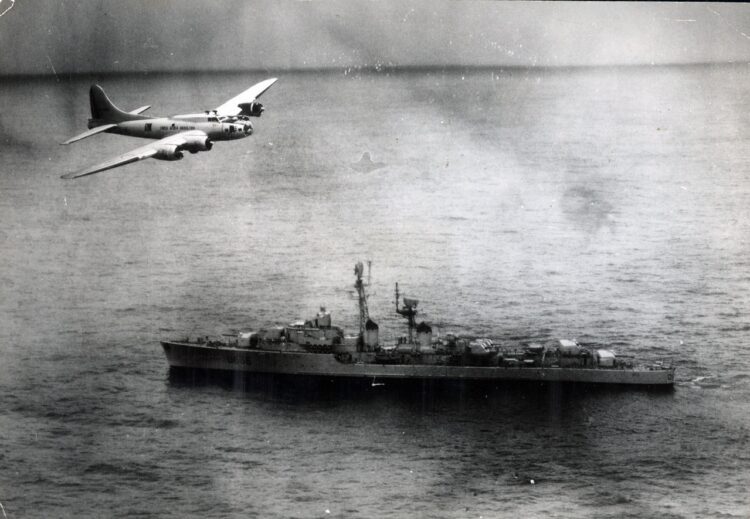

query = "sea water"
[0,65,749,517]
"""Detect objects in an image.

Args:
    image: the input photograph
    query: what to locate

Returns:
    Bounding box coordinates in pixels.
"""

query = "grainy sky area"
[1,1,749,75]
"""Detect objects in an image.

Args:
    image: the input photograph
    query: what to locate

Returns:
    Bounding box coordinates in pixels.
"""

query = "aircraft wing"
[61,123,118,145]
[61,132,199,179]
[214,78,278,117]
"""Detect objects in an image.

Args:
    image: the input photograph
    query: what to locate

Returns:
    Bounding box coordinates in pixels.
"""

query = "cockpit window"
[209,117,219,123]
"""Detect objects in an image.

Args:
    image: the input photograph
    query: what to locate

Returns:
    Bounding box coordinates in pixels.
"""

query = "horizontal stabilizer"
[129,105,151,115]
[61,124,117,145]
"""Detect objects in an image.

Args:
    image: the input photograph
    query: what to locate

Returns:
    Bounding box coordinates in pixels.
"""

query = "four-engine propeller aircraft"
[61,78,277,179]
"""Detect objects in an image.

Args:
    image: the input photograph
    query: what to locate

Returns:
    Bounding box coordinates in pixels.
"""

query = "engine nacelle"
[238,101,264,117]
[154,144,184,161]
[180,135,213,154]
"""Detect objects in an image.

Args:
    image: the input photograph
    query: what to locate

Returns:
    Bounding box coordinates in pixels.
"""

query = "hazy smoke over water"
[1,1,750,75]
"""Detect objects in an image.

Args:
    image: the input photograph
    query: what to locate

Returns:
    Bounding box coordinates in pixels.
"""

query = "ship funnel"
[365,319,379,350]
[416,321,432,351]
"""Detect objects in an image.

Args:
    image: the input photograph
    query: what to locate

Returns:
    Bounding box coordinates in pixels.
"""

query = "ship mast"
[354,261,369,350]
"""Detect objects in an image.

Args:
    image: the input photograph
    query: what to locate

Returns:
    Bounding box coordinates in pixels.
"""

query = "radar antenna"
[395,283,418,344]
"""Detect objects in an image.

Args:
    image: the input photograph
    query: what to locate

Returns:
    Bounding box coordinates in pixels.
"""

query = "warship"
[161,262,675,386]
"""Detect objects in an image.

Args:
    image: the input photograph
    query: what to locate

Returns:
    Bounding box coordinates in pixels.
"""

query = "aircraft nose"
[244,123,253,135]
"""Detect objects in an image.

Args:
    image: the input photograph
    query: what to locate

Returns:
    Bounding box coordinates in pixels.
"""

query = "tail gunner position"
[61,78,277,179]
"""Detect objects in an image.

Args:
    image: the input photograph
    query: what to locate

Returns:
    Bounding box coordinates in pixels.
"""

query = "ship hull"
[161,341,675,386]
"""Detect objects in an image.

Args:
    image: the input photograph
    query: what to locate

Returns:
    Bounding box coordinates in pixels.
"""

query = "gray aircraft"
[61,78,277,179]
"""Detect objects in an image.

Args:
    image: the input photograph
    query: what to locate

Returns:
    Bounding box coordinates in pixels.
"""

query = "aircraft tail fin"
[88,85,148,126]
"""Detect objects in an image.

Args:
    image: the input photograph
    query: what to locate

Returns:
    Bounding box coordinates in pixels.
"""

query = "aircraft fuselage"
[90,115,252,141]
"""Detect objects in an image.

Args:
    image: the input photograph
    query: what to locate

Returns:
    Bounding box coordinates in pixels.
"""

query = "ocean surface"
[1,65,749,518]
